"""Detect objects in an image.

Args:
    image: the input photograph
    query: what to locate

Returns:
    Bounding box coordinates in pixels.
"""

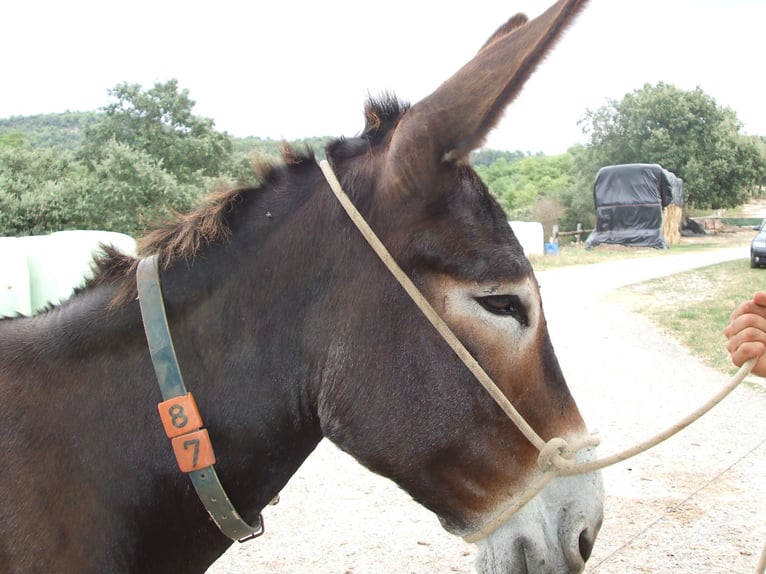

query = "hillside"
[0,111,100,149]
[0,111,335,160]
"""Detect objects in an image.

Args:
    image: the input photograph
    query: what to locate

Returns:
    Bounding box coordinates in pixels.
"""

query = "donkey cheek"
[427,441,540,528]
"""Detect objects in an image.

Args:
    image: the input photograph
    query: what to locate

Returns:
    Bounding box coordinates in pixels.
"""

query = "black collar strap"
[136,255,264,543]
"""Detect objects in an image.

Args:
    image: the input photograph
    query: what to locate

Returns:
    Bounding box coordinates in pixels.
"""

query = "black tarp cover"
[585,163,673,249]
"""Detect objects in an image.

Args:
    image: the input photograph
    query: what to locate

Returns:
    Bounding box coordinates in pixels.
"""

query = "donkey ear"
[386,0,588,194]
[478,13,529,52]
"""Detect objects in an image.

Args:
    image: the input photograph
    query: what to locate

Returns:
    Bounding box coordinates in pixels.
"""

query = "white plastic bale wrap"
[509,221,544,257]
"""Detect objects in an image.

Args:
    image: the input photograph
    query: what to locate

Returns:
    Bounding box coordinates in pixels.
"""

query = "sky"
[3,1,765,155]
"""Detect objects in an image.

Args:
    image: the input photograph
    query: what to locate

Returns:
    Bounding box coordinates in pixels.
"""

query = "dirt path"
[540,244,766,573]
[208,240,766,574]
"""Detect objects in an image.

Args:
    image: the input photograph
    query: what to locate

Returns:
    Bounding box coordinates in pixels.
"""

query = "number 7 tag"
[171,429,216,472]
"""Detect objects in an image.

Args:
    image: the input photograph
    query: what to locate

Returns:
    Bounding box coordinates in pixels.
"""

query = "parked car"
[751,219,766,268]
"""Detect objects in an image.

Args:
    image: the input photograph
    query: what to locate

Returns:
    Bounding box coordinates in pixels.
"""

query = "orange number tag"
[171,429,216,472]
[158,393,203,438]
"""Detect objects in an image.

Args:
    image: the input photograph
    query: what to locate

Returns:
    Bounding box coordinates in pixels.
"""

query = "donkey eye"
[475,295,529,326]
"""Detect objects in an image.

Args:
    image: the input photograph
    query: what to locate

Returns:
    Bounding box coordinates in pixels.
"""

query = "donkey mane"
[86,94,411,309]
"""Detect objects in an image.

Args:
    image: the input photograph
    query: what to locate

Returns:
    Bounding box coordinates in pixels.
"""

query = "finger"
[731,323,766,347]
[729,340,766,367]
[730,300,754,323]
[725,324,766,358]
[753,291,766,307]
[724,312,766,339]
[729,296,766,323]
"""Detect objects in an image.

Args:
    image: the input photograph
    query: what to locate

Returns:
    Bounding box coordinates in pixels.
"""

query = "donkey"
[0,0,602,572]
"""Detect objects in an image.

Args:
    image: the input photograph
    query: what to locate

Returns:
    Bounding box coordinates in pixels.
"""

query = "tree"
[79,140,203,233]
[0,145,89,235]
[82,79,235,185]
[579,82,766,210]
[0,140,208,236]
[0,145,76,201]
[475,153,573,214]
[0,132,30,150]
[554,144,599,232]
[471,149,527,167]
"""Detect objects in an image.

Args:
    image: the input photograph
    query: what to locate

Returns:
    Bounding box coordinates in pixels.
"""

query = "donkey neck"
[0,252,323,573]
[152,248,325,504]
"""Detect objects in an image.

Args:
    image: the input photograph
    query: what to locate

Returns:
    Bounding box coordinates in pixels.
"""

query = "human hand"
[724,291,766,377]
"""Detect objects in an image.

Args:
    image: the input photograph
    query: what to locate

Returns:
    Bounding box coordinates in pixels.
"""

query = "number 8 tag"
[158,393,203,438]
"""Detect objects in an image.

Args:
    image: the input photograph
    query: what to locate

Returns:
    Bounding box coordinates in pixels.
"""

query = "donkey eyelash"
[475,294,529,326]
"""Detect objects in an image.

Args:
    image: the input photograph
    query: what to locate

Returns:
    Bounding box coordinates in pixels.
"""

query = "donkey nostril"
[578,527,595,562]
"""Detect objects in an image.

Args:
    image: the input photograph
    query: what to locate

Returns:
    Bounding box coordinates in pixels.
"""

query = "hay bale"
[663,204,683,245]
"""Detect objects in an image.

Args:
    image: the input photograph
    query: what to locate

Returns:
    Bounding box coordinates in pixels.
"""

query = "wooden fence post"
[550,224,559,244]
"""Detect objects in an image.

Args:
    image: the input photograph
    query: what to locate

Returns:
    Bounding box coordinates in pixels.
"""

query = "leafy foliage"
[0,140,203,235]
[81,140,203,232]
[0,133,31,150]
[0,146,75,200]
[0,146,85,235]
[474,153,573,219]
[471,149,527,167]
[552,144,599,232]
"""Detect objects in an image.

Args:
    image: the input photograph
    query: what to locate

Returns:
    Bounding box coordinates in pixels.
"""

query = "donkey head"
[317,1,602,572]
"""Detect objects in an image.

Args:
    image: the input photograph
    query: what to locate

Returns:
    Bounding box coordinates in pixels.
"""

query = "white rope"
[557,357,755,476]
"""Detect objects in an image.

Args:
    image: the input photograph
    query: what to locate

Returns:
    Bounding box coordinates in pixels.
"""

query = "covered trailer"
[585,163,675,249]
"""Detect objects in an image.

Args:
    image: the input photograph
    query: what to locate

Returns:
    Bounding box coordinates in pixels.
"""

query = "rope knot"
[537,437,577,472]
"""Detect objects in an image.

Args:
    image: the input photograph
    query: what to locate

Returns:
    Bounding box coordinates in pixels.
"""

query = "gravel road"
[208,239,766,574]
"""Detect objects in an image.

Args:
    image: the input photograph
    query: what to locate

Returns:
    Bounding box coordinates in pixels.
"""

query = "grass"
[529,244,665,270]
[527,232,750,272]
[611,259,764,376]
[528,230,761,378]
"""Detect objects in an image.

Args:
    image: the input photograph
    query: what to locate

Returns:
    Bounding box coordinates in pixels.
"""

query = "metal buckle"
[237,514,265,543]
